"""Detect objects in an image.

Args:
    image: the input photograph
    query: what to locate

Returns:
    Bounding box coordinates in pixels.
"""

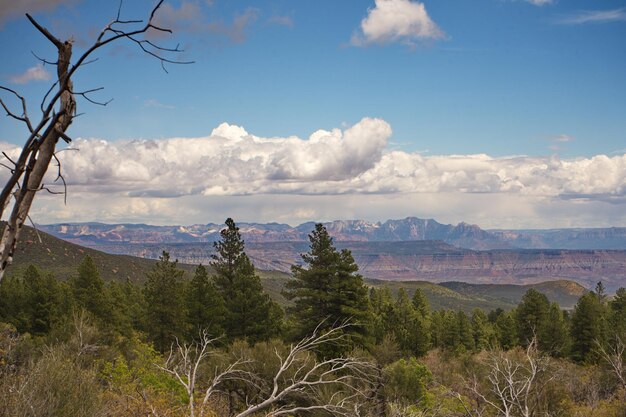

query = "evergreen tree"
[22,266,64,336]
[515,289,550,346]
[609,287,626,341]
[70,255,109,322]
[412,288,430,319]
[369,287,395,343]
[212,218,282,342]
[495,311,518,350]
[471,308,492,351]
[441,310,460,350]
[284,223,371,354]
[458,311,475,352]
[570,291,608,363]
[392,289,430,357]
[143,251,186,352]
[185,264,225,339]
[539,302,570,357]
[106,279,145,337]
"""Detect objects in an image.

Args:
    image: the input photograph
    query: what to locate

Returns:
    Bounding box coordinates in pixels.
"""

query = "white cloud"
[267,14,294,28]
[557,8,626,25]
[0,0,75,25]
[143,99,175,110]
[151,1,258,43]
[9,64,52,84]
[351,0,446,47]
[552,134,573,143]
[526,0,553,6]
[1,119,625,228]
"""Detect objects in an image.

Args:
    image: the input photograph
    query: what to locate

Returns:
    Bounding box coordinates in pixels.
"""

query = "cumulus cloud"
[351,0,446,47]
[2,118,625,227]
[2,118,623,201]
[9,64,52,84]
[0,0,76,25]
[557,8,626,25]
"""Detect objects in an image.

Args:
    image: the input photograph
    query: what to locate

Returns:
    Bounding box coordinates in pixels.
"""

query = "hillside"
[5,226,589,312]
[10,226,164,282]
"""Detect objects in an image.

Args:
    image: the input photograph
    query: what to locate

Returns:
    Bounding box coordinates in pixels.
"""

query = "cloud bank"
[351,0,445,46]
[1,118,624,227]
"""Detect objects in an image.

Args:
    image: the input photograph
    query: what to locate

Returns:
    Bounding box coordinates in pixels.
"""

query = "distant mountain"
[40,217,510,250]
[40,217,626,251]
[490,227,626,250]
[9,226,589,312]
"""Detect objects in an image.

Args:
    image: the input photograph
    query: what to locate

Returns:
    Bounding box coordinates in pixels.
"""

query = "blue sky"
[0,0,625,228]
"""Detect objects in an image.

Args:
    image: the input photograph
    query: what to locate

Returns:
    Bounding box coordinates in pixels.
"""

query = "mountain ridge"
[40,217,626,250]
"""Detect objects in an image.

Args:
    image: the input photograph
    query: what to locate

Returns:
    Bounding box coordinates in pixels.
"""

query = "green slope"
[8,226,585,312]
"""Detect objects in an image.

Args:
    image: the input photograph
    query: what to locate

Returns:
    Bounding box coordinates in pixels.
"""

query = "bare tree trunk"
[0,1,190,284]
[0,39,73,280]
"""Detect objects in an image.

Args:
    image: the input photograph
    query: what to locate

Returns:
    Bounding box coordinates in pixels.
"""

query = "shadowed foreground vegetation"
[1,220,625,416]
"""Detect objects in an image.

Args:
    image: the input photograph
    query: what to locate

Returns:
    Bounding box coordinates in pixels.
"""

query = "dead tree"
[159,323,378,417]
[596,335,626,390]
[0,1,191,282]
[467,338,554,417]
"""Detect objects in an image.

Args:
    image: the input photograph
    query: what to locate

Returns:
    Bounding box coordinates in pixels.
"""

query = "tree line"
[0,219,625,416]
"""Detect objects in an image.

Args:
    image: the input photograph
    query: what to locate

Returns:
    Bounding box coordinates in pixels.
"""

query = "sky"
[0,0,624,229]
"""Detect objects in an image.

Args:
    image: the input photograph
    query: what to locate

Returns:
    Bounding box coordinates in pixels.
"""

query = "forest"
[0,219,625,417]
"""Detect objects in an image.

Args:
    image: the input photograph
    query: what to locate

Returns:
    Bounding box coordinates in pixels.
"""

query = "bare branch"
[31,50,58,66]
[25,14,62,48]
[0,86,34,133]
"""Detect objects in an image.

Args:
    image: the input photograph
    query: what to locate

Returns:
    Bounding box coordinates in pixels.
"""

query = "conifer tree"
[515,289,550,346]
[71,255,109,322]
[185,264,225,339]
[392,289,429,356]
[369,287,395,343]
[539,302,570,357]
[412,288,430,319]
[570,291,608,363]
[143,251,186,352]
[609,287,626,340]
[458,311,475,352]
[284,223,371,354]
[20,265,64,336]
[495,311,518,350]
[211,218,282,342]
[471,308,492,351]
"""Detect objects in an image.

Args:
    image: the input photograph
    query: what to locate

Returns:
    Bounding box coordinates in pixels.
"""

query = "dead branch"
[0,0,193,283]
[596,335,626,389]
[467,337,553,417]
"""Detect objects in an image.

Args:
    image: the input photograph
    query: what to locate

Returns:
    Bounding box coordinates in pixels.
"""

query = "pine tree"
[211,218,282,343]
[369,287,395,343]
[495,311,518,350]
[609,287,626,340]
[539,302,570,357]
[284,223,371,355]
[143,251,186,352]
[458,311,475,352]
[570,291,608,363]
[21,265,64,336]
[71,255,109,322]
[471,308,492,351]
[515,289,550,346]
[185,264,225,339]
